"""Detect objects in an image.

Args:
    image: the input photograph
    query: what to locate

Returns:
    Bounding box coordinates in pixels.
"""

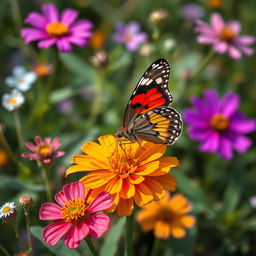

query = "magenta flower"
[40,182,113,248]
[21,3,93,52]
[21,136,65,164]
[112,21,147,51]
[184,90,256,159]
[195,13,255,60]
[180,3,204,21]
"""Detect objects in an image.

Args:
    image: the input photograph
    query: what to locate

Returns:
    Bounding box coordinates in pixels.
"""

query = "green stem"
[40,164,52,202]
[11,221,27,252]
[85,236,99,256]
[190,50,216,84]
[151,238,161,256]
[24,208,33,254]
[13,110,24,149]
[125,213,134,256]
[0,244,10,256]
[10,0,22,32]
[88,70,105,127]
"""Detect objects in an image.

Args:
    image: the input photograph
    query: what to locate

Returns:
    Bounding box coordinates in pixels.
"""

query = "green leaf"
[100,217,126,256]
[31,226,80,256]
[0,174,43,191]
[223,185,240,214]
[59,53,96,83]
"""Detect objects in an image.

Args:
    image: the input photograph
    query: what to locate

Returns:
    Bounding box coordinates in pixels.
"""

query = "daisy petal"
[85,214,110,238]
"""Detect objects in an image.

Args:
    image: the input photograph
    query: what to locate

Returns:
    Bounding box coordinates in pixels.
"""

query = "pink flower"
[39,182,113,248]
[21,3,93,52]
[195,13,255,60]
[21,136,65,164]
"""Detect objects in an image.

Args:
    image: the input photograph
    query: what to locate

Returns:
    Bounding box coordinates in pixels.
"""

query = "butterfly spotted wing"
[118,59,182,145]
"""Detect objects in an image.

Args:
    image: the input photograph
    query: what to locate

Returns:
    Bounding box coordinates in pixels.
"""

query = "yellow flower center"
[2,206,11,213]
[158,206,176,223]
[123,34,133,42]
[38,144,52,155]
[34,65,50,77]
[61,198,87,223]
[110,148,136,178]
[210,114,229,131]
[219,26,236,42]
[8,98,17,105]
[46,22,69,37]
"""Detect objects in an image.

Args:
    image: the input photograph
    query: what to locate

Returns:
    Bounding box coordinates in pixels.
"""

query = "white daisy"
[5,66,37,92]
[0,202,16,219]
[2,89,25,111]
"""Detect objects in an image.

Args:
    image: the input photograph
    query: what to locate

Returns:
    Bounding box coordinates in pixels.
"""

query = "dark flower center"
[210,114,229,131]
[219,26,236,42]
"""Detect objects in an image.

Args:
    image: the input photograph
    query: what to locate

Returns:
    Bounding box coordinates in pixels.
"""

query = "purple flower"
[184,90,256,159]
[21,3,93,52]
[112,21,147,51]
[250,196,256,208]
[22,136,65,164]
[57,98,74,114]
[195,13,255,60]
[180,3,204,21]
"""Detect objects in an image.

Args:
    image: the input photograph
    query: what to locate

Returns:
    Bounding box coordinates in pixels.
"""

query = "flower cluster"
[66,135,179,216]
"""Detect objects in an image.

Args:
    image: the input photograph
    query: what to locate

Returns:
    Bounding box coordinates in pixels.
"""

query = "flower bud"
[19,194,33,208]
[91,51,108,68]
[149,9,168,25]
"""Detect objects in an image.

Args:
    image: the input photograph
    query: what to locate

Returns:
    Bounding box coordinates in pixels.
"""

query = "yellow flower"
[66,135,179,216]
[136,193,195,239]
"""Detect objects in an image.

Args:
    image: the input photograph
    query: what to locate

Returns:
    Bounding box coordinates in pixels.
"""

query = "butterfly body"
[115,59,182,145]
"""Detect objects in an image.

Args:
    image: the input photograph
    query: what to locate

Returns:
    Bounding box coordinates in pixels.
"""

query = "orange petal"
[169,194,192,214]
[135,161,159,176]
[128,174,145,184]
[120,179,135,199]
[72,155,109,170]
[98,135,117,156]
[148,157,179,176]
[153,174,176,192]
[105,193,120,213]
[179,215,196,228]
[116,198,134,216]
[105,177,123,194]
[153,220,171,240]
[143,177,165,201]
[80,172,113,188]
[86,184,107,202]
[134,183,153,206]
[81,141,108,160]
[65,164,89,177]
[135,142,166,166]
[136,207,159,231]
[171,226,186,238]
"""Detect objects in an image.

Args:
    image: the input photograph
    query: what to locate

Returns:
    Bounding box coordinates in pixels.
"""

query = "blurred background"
[0,0,256,255]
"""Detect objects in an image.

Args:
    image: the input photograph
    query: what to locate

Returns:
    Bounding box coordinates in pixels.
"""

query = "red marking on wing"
[131,88,167,114]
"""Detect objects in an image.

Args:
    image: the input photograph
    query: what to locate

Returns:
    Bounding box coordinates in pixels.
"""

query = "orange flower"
[136,193,195,239]
[66,135,179,216]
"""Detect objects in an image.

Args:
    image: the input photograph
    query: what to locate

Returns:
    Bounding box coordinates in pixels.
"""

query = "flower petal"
[24,12,47,29]
[39,203,62,220]
[179,215,196,228]
[105,177,123,194]
[42,3,59,23]
[153,174,176,191]
[63,182,85,201]
[61,8,78,26]
[229,112,256,133]
[227,45,242,60]
[220,92,239,118]
[80,172,115,189]
[63,222,89,249]
[154,220,171,240]
[169,194,192,214]
[211,13,224,32]
[134,183,153,206]
[55,190,68,207]
[171,226,186,238]
[218,135,233,159]
[143,177,165,200]
[119,178,135,199]
[87,192,113,214]
[85,214,110,238]
[42,221,71,246]
[81,141,109,161]
[116,198,134,216]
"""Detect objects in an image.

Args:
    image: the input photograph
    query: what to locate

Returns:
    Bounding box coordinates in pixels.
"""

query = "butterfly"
[115,58,182,145]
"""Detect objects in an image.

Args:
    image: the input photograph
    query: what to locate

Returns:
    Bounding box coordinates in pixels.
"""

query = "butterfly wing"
[123,59,172,130]
[131,107,182,145]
